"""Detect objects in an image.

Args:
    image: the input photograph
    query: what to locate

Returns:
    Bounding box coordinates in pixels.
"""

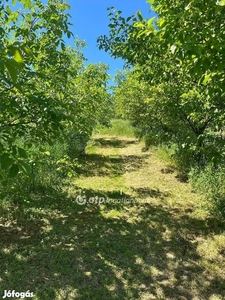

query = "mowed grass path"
[1,133,225,299]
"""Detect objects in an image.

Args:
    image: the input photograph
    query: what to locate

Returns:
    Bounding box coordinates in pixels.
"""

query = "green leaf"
[19,161,31,175]
[137,10,143,21]
[12,146,17,156]
[126,16,132,22]
[22,46,33,56]
[5,60,18,82]
[147,17,155,27]
[6,6,12,15]
[8,46,23,63]
[134,22,145,28]
[61,42,66,50]
[0,154,14,169]
[159,18,165,27]
[202,73,211,85]
[9,164,19,178]
[116,10,122,17]
[18,148,28,159]
[21,0,32,9]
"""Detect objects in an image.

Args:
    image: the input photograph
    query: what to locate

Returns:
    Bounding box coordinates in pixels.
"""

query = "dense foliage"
[98,1,225,165]
[0,0,111,191]
[98,0,225,217]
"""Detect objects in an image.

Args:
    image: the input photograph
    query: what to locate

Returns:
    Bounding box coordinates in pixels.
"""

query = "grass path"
[0,133,225,299]
[69,133,225,299]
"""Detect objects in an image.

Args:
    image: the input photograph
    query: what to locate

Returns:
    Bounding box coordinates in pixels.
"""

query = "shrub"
[66,131,90,158]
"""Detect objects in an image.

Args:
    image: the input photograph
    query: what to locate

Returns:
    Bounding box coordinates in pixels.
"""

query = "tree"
[0,0,75,179]
[0,0,112,181]
[65,62,112,157]
[98,1,225,90]
[147,0,225,89]
[98,3,225,168]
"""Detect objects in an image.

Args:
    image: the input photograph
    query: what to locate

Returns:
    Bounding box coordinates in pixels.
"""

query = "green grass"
[0,130,225,299]
[189,165,225,218]
[94,119,135,137]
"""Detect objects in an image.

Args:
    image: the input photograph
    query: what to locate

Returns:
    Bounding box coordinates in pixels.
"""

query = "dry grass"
[0,133,225,299]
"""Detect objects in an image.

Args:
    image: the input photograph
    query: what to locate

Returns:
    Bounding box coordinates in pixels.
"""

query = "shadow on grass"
[76,153,149,177]
[0,187,225,300]
[131,187,171,199]
[94,138,137,148]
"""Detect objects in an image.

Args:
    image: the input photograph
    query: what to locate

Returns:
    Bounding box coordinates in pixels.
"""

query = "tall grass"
[94,119,135,137]
[190,165,225,219]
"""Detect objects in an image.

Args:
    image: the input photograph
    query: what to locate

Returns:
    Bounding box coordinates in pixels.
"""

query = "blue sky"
[65,0,155,80]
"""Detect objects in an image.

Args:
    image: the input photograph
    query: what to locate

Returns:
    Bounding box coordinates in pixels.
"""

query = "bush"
[0,127,93,201]
[0,139,74,199]
[172,146,197,175]
[190,164,225,219]
[66,131,90,158]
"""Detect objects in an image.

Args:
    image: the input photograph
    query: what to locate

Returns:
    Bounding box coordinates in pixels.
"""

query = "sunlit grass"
[0,128,224,300]
[94,119,135,137]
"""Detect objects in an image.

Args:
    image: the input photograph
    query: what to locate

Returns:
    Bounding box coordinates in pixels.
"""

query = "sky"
[65,0,155,81]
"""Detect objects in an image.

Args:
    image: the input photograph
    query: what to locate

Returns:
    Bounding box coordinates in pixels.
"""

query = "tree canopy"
[0,0,111,180]
[98,0,225,169]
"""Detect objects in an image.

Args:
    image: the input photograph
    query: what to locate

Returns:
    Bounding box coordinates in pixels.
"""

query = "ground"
[0,133,225,299]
